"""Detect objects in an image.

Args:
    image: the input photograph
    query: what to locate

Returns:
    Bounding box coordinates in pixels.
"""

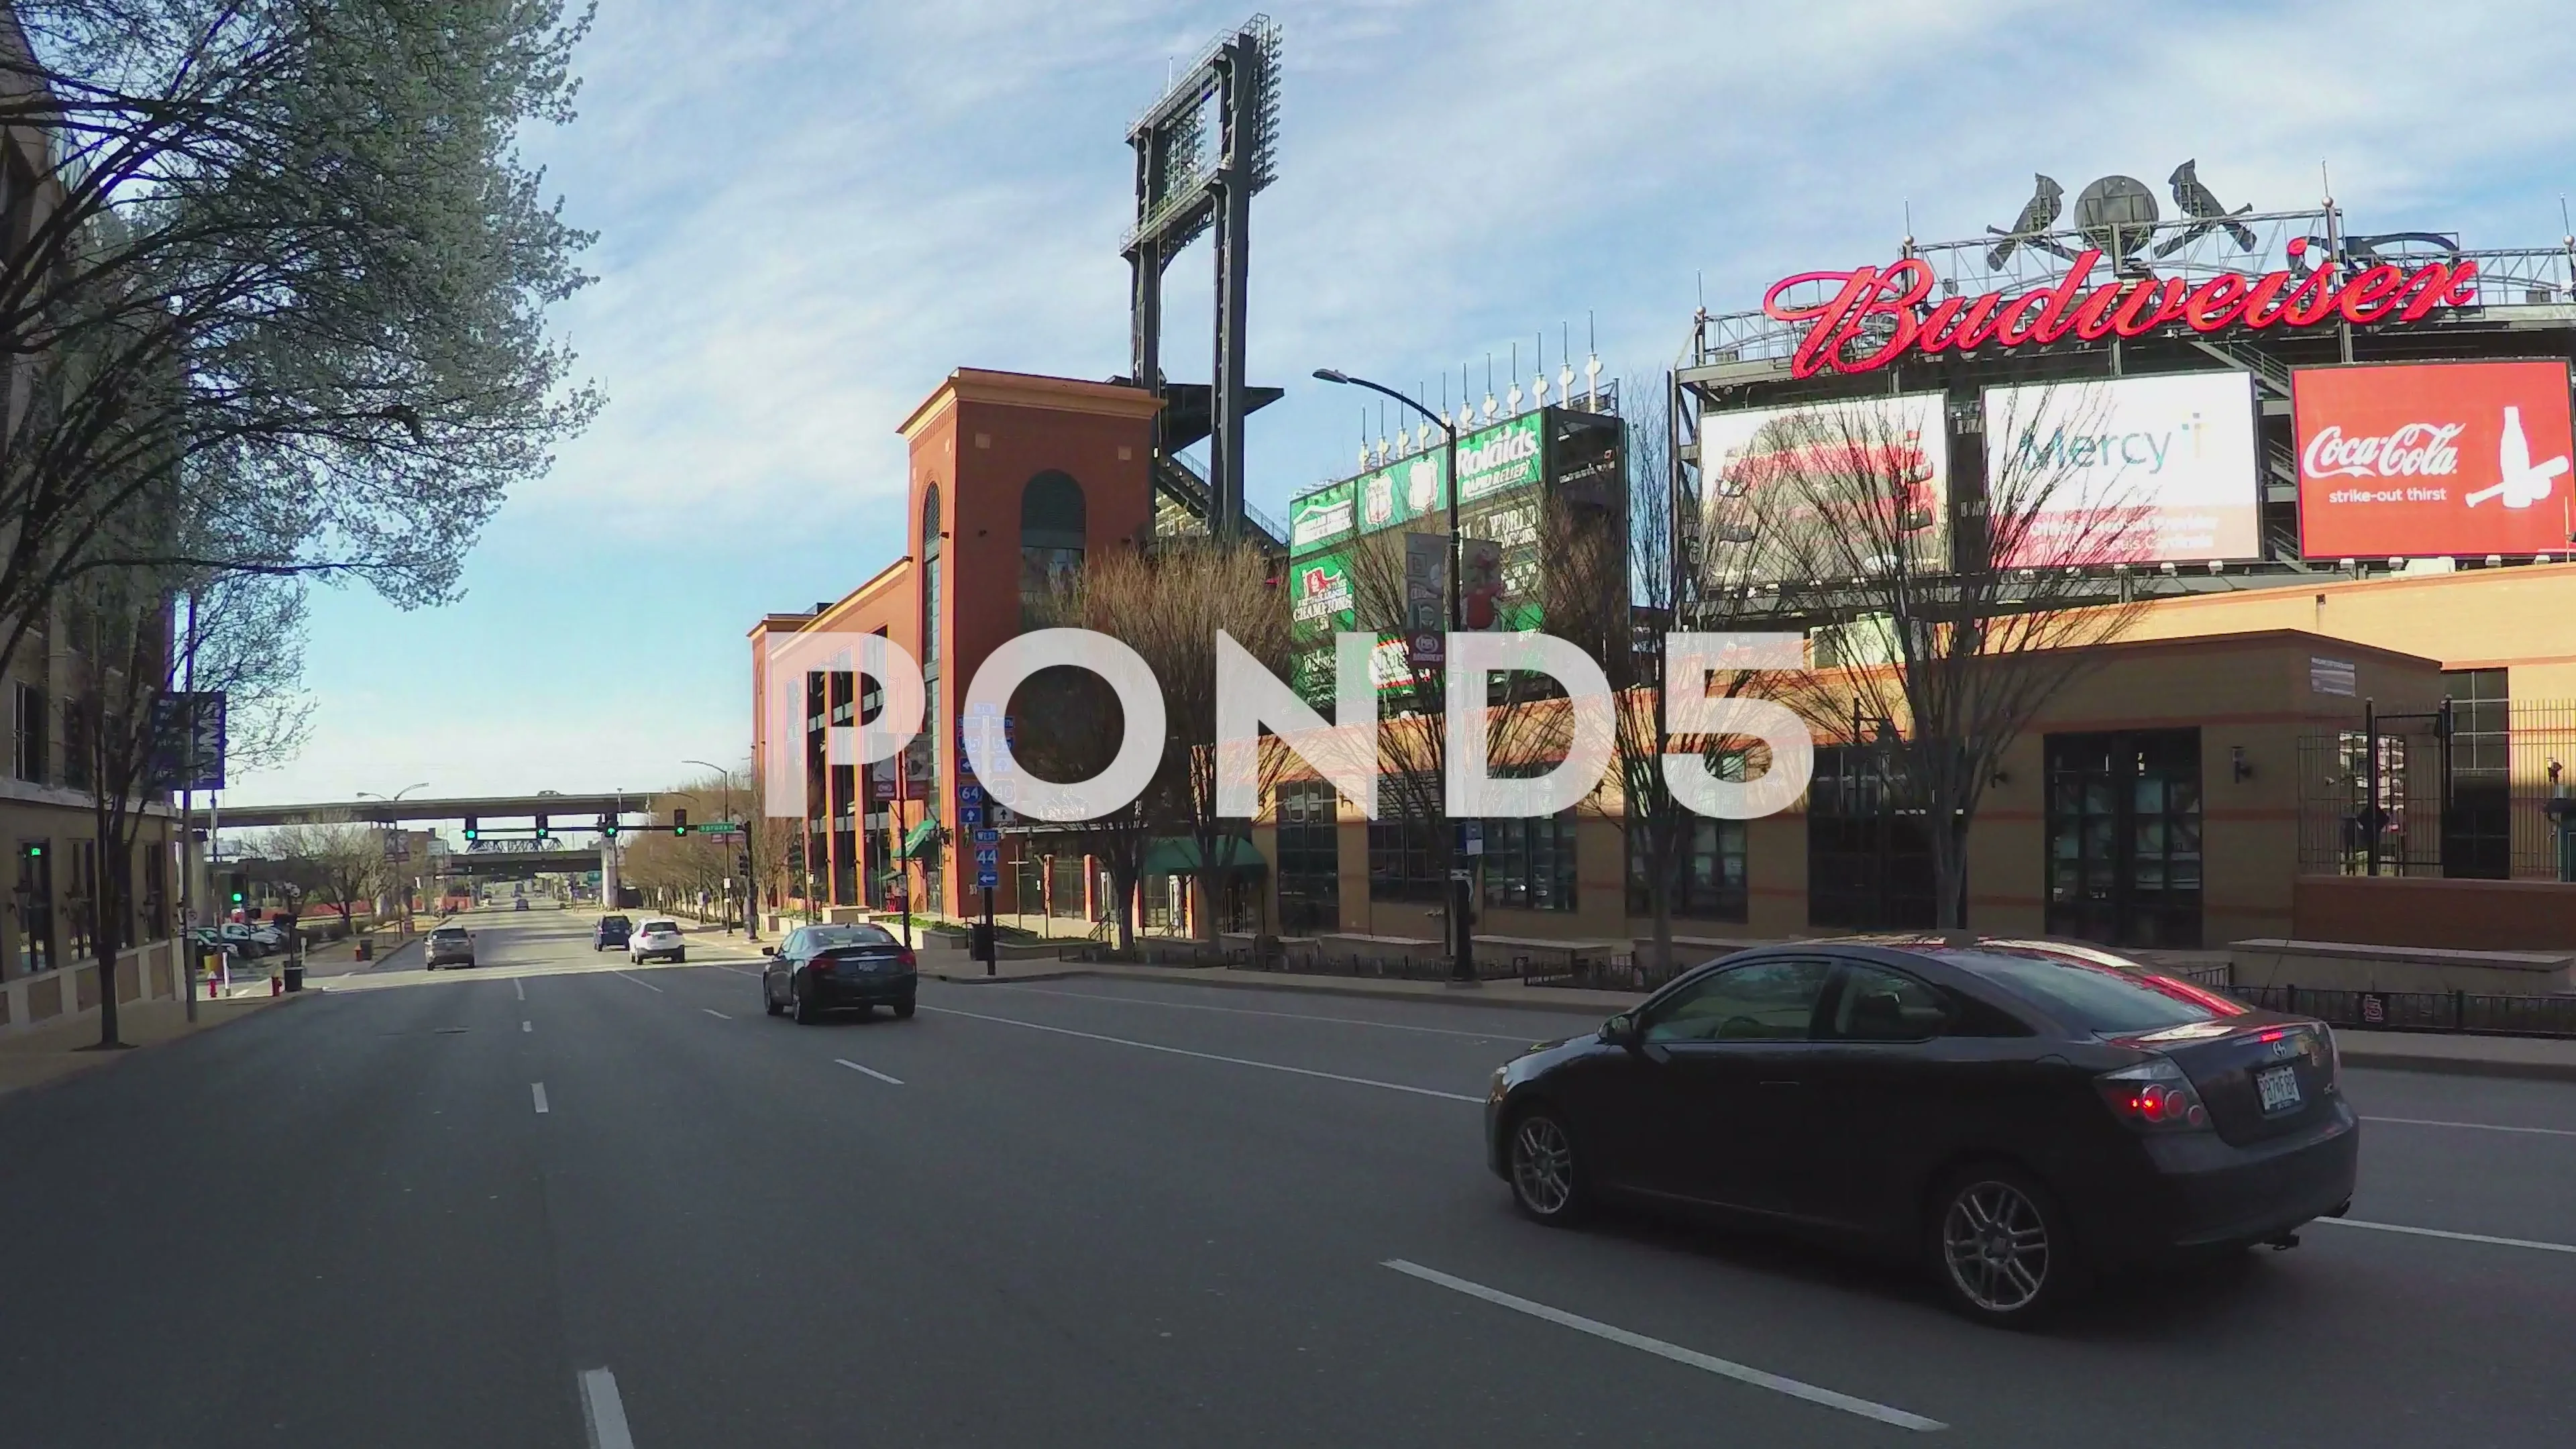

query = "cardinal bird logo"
[1984,174,2063,270]
[2158,160,2257,257]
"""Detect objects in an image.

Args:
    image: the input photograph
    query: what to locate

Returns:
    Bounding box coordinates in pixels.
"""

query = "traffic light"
[534,814,550,841]
[672,808,688,837]
[225,871,246,906]
[19,842,40,859]
[462,816,479,842]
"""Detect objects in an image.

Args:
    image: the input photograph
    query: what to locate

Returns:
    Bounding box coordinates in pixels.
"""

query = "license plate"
[2255,1063,2303,1115]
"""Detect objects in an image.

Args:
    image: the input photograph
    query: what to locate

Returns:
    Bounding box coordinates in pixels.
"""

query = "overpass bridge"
[439,849,613,877]
[213,793,656,829]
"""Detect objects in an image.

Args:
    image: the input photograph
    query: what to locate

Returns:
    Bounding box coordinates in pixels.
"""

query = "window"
[2441,667,2509,880]
[1482,812,1576,912]
[805,924,897,949]
[1627,816,1746,921]
[1643,958,1830,1042]
[142,847,166,941]
[921,486,944,798]
[13,681,45,784]
[1274,780,1340,935]
[1929,945,2245,1033]
[1827,964,1949,1041]
[1368,806,1444,902]
[1807,745,1936,929]
[1020,470,1087,627]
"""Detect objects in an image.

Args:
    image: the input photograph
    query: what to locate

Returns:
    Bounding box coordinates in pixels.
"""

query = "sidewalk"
[920,956,2576,1081]
[0,992,306,1097]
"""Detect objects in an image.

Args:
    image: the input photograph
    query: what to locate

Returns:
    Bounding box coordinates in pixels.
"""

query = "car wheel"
[894,998,916,1020]
[674,950,686,963]
[1929,1165,2084,1326]
[1505,1106,1589,1226]
[792,981,818,1025]
[764,985,784,1017]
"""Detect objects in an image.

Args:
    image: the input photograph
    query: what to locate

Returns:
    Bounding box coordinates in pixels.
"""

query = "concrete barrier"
[2228,938,2576,995]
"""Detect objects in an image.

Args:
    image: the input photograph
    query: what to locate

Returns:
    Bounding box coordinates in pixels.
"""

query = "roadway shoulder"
[2334,1028,2576,1083]
[929,960,1632,1016]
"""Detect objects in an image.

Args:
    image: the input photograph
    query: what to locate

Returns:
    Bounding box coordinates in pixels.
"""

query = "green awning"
[897,820,941,859]
[1140,835,1267,876]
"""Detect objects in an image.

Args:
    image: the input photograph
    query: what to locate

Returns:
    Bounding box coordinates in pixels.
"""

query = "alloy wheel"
[1941,1179,2051,1315]
[1510,1115,1576,1218]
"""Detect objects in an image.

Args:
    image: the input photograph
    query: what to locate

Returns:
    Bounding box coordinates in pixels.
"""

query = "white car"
[628,918,687,965]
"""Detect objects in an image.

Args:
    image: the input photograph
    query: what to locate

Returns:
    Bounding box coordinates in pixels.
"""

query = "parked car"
[627,918,686,965]
[761,923,917,1023]
[1484,936,2357,1326]
[217,922,272,958]
[423,926,476,969]
[593,914,632,951]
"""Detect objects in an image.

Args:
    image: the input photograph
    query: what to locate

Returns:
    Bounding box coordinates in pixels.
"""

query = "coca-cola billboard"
[2294,361,2575,558]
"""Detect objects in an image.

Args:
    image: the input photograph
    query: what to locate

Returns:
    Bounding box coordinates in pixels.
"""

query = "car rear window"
[808,925,896,949]
[432,928,468,943]
[600,916,629,928]
[641,920,680,933]
[1927,944,2247,1034]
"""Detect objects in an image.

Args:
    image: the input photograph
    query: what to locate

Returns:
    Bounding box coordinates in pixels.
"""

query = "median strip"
[918,1004,1482,1103]
[1382,1259,1945,1432]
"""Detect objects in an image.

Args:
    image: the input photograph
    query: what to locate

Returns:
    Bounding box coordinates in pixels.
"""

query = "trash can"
[354,936,374,962]
[282,961,305,992]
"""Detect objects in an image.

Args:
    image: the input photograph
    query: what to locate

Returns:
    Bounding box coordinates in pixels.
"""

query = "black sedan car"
[1486,936,2356,1325]
[762,923,918,1022]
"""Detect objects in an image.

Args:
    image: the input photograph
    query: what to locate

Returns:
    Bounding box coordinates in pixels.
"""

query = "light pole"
[357,784,429,932]
[682,757,743,934]
[1312,367,1477,985]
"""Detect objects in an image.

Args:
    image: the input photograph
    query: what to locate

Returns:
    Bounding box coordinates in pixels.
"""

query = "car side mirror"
[1601,1012,1640,1046]
[760,946,775,957]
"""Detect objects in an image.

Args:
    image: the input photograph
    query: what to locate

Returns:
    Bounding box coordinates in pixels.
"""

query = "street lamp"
[682,757,745,935]
[356,784,429,934]
[1311,366,1477,985]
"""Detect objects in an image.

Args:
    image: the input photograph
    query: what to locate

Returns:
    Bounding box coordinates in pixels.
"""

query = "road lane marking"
[703,1008,732,1020]
[991,984,1533,1040]
[710,965,757,977]
[531,1083,550,1115]
[920,1005,1482,1103]
[835,1058,904,1085]
[614,972,664,994]
[579,1367,635,1449]
[521,1020,532,1033]
[1382,1260,1945,1431]
[515,979,526,1002]
[2363,1115,2576,1138]
[2316,1217,2576,1255]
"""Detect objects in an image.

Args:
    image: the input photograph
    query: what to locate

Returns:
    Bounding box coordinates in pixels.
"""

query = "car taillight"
[2096,1058,2211,1132]
[895,947,916,971]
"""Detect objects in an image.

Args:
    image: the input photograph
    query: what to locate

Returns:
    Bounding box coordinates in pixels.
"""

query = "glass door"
[2045,730,2202,948]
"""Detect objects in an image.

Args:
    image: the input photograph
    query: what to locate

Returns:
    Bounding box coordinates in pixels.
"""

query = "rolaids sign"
[1764,239,2480,379]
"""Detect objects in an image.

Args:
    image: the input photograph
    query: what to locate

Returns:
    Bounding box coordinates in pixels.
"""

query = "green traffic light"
[23,844,42,859]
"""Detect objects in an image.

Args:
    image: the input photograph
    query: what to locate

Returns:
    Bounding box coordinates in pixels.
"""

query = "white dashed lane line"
[835,1059,904,1086]
[1383,1259,1945,1432]
[579,1367,635,1448]
[703,1008,732,1020]
[531,1083,550,1115]
[2317,1217,2576,1256]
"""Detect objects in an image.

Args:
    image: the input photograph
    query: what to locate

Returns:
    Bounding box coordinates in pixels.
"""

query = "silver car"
[424,926,474,969]
[627,918,686,965]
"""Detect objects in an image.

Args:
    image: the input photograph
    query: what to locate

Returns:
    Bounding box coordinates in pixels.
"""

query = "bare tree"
[1063,538,1293,943]
[1737,388,2149,928]
[619,771,746,920]
[263,819,383,936]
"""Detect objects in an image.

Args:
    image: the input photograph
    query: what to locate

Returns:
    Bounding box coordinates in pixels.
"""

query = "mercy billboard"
[1982,372,2263,565]
[2293,360,2575,558]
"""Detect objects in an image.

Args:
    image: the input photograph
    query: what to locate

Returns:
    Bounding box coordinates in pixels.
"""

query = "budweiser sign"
[1764,239,2479,379]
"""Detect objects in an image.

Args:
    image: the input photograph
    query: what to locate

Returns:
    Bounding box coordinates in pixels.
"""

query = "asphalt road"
[3,908,2572,1448]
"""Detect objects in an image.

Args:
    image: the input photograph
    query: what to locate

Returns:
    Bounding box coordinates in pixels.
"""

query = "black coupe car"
[1485,936,2356,1325]
[763,923,918,1022]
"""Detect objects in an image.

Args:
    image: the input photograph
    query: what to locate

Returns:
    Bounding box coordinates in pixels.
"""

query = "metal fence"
[2228,983,2576,1039]
[2297,698,2576,881]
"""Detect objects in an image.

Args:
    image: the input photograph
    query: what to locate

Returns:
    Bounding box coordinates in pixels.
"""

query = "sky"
[225,0,2576,806]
